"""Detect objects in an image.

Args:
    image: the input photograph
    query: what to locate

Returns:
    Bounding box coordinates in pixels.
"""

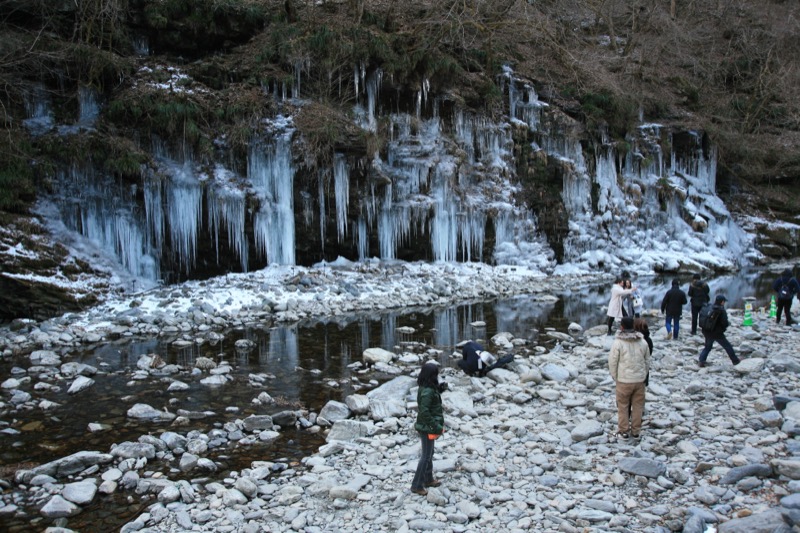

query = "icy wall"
[30,65,756,287]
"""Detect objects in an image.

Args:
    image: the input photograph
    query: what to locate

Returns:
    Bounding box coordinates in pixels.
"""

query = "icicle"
[207,185,248,271]
[334,154,349,242]
[381,313,396,350]
[22,83,53,135]
[78,86,100,127]
[132,34,149,56]
[250,133,296,265]
[357,217,368,260]
[318,170,326,248]
[431,179,457,262]
[166,168,202,274]
[144,177,164,251]
[365,69,382,132]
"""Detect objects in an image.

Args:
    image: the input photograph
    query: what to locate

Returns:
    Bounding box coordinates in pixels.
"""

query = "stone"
[618,458,666,479]
[326,420,375,442]
[571,420,603,442]
[67,376,95,394]
[40,495,79,518]
[363,347,394,364]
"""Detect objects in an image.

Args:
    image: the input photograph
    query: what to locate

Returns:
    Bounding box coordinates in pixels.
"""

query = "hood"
[616,330,643,341]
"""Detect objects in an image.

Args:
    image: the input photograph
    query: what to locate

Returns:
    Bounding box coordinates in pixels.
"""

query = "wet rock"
[126,403,176,422]
[40,495,80,518]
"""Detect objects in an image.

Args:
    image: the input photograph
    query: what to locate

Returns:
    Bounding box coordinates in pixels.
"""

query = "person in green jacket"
[411,362,445,495]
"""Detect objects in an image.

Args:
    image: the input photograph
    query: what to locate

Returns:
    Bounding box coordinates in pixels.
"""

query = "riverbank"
[0,261,602,357]
[121,312,800,533]
[1,261,800,532]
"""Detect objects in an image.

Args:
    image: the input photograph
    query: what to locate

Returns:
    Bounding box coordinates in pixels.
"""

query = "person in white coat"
[606,277,635,335]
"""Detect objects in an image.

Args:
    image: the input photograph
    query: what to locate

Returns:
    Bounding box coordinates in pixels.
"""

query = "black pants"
[411,431,435,490]
[690,304,703,334]
[699,332,740,365]
[776,298,794,325]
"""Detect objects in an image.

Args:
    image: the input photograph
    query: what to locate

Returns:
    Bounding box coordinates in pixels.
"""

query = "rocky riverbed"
[1,261,800,532]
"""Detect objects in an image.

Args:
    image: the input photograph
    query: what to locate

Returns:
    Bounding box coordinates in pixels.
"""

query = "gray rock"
[541,363,571,382]
[571,420,603,442]
[67,376,95,394]
[40,495,80,518]
[368,398,406,420]
[781,493,800,509]
[365,375,416,401]
[773,459,800,479]
[773,395,800,412]
[271,410,297,428]
[242,415,273,431]
[159,431,188,451]
[15,451,113,483]
[126,403,176,422]
[344,394,370,414]
[719,464,773,485]
[62,480,97,505]
[326,420,375,442]
[717,509,791,533]
[618,458,666,478]
[363,347,394,364]
[30,350,61,366]
[111,442,156,460]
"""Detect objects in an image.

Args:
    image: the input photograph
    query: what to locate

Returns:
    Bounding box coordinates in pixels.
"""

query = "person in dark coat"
[457,341,496,377]
[687,273,710,335]
[698,295,740,367]
[411,362,445,495]
[773,268,800,326]
[660,279,688,340]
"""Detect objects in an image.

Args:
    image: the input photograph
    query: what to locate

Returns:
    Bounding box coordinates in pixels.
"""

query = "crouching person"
[457,340,496,377]
[608,316,650,441]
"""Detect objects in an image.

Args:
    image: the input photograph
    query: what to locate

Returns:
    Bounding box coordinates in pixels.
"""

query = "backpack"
[699,303,720,333]
[779,282,792,300]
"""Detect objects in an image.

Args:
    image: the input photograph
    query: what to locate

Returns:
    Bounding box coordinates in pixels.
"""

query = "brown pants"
[616,381,646,435]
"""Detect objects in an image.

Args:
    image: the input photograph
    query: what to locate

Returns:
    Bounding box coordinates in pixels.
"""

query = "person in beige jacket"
[608,316,651,441]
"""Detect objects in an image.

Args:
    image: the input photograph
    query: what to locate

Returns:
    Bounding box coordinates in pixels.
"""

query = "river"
[0,266,789,531]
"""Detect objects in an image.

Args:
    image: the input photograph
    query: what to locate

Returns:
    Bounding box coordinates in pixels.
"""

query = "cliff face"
[0,0,799,320]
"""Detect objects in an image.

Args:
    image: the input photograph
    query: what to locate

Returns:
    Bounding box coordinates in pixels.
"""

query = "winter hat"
[715,294,727,304]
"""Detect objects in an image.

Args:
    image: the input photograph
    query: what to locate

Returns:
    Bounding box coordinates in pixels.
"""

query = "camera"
[438,382,448,393]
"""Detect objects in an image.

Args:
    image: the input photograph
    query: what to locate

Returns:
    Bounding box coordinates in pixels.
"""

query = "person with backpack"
[411,361,445,495]
[660,279,688,340]
[772,268,800,326]
[688,273,711,335]
[698,294,740,368]
[608,316,651,441]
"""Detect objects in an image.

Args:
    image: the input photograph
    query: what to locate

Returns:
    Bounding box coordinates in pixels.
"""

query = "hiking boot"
[616,432,630,442]
[698,361,706,368]
[411,487,428,496]
[425,479,441,487]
